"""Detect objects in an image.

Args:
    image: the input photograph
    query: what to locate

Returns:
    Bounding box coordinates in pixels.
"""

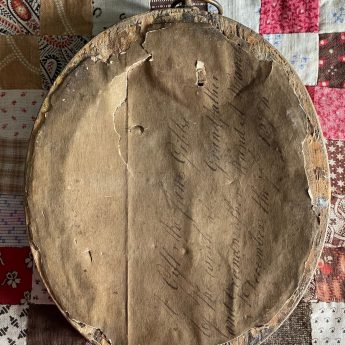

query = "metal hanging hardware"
[171,0,224,15]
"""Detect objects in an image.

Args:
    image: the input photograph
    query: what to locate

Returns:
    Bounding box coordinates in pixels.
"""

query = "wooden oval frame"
[25,8,330,345]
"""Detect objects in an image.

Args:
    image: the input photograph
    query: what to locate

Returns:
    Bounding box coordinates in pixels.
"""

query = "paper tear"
[91,55,104,62]
[82,249,93,263]
[302,133,330,220]
[112,99,132,175]
[30,239,40,252]
[68,316,112,345]
[111,44,152,177]
[196,60,206,86]
[88,250,93,263]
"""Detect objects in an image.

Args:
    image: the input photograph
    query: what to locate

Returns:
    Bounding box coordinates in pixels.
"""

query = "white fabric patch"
[0,90,46,140]
[0,305,28,345]
[311,302,345,344]
[325,193,345,247]
[320,0,345,33]
[264,33,319,85]
[208,0,261,32]
[30,264,54,305]
[92,0,150,36]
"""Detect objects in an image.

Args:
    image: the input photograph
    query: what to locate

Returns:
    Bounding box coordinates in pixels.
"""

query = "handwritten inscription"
[168,116,191,164]
[157,110,227,338]
[203,76,230,178]
[228,49,244,97]
[154,46,282,341]
[256,96,275,148]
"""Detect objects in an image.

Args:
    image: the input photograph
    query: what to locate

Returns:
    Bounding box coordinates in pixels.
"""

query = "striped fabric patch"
[0,194,27,247]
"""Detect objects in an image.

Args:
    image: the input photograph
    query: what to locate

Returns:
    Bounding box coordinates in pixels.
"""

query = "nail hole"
[129,125,145,134]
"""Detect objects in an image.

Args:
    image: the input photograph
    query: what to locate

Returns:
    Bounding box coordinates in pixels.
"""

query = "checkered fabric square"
[0,139,27,195]
[0,0,343,344]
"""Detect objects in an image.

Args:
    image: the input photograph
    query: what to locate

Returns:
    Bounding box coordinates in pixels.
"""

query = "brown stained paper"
[26,11,330,345]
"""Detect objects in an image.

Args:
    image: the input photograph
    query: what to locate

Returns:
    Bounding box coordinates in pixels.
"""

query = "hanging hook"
[171,0,224,15]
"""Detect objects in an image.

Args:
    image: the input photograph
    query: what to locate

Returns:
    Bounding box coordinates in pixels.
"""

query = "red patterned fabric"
[319,33,345,88]
[39,35,90,89]
[315,247,345,301]
[0,0,40,35]
[0,247,32,305]
[327,139,345,194]
[312,87,345,139]
[0,90,45,139]
[306,85,316,101]
[260,0,319,34]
